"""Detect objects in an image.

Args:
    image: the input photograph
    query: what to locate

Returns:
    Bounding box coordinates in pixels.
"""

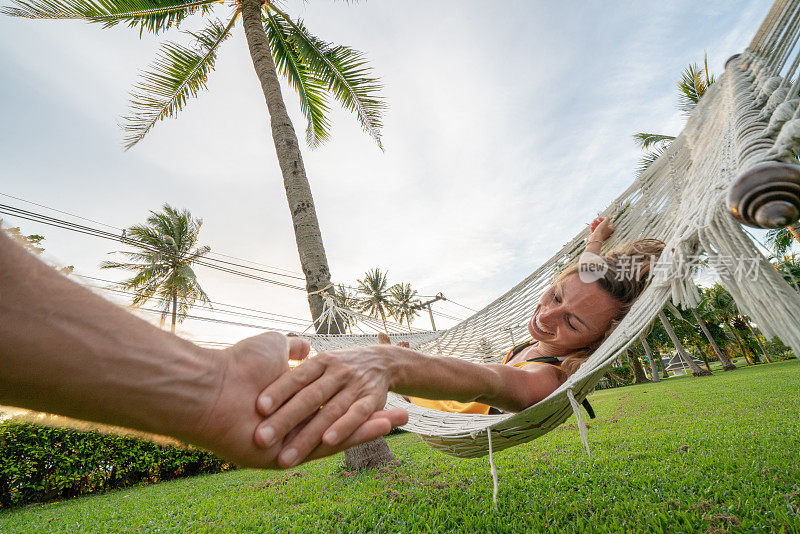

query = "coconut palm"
[633,57,714,175]
[100,204,211,333]
[626,347,650,384]
[1,220,74,274]
[765,224,800,255]
[356,268,392,333]
[772,252,800,291]
[706,284,756,365]
[2,0,386,334]
[657,309,712,377]
[639,335,660,383]
[389,282,421,332]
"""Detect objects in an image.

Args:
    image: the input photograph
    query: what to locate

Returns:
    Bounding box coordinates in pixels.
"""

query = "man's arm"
[0,230,406,467]
[0,228,218,437]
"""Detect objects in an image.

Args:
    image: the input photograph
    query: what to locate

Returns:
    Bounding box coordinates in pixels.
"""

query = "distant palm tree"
[690,289,737,371]
[101,204,211,333]
[633,57,714,175]
[657,310,712,377]
[676,59,715,115]
[356,268,392,333]
[389,282,421,332]
[772,252,800,291]
[706,284,755,365]
[1,220,74,274]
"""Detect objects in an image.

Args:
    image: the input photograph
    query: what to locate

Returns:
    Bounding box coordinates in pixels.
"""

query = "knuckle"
[334,366,354,382]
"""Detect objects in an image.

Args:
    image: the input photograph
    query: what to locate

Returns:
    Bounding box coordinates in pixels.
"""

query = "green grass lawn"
[2,360,798,533]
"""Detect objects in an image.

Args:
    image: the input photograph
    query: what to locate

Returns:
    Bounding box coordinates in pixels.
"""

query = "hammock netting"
[298,0,800,458]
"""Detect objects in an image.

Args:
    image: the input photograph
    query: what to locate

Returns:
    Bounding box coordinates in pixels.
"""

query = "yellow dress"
[406,340,562,414]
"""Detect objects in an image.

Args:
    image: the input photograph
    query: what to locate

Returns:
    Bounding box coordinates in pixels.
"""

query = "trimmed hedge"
[0,422,234,508]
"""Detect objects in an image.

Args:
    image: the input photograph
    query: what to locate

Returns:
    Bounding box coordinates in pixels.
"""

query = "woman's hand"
[589,216,614,241]
[253,345,400,468]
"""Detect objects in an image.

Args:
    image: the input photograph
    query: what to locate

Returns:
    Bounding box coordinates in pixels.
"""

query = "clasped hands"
[248,332,405,468]
[205,332,406,469]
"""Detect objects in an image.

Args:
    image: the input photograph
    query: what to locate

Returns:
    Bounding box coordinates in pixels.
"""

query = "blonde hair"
[554,239,666,376]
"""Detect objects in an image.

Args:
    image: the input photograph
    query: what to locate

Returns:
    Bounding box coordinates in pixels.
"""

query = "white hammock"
[300,0,800,459]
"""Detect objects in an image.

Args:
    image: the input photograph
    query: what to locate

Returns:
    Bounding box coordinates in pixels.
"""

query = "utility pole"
[412,292,446,331]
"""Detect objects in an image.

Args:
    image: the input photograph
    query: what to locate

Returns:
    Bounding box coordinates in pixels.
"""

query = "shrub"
[0,422,234,508]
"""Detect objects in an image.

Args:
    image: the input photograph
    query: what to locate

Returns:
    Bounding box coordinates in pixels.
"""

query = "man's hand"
[190,333,407,469]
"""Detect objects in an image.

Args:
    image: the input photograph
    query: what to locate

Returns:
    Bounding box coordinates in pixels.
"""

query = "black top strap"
[503,340,597,419]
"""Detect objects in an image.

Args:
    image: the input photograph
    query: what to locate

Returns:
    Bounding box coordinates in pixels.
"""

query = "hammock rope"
[296,0,800,459]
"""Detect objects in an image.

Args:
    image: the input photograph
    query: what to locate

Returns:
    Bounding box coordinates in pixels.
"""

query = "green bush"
[0,422,234,508]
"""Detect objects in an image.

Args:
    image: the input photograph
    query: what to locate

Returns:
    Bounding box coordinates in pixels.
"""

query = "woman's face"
[527,273,621,352]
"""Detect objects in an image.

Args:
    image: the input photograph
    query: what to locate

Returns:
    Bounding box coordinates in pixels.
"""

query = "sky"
[0,0,777,345]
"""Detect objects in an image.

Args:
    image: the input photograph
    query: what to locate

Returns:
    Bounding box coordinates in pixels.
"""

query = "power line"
[83,281,312,329]
[76,273,312,324]
[0,191,305,278]
[2,195,467,330]
[0,204,307,290]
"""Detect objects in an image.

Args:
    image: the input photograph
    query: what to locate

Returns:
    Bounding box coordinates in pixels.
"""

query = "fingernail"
[258,426,276,446]
[259,396,273,413]
[324,430,338,445]
[281,448,298,467]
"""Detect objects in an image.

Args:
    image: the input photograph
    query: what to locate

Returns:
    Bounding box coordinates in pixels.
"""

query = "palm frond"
[1,0,219,35]
[632,132,675,150]
[265,12,331,147]
[267,4,386,149]
[677,59,714,115]
[636,143,668,177]
[122,14,236,149]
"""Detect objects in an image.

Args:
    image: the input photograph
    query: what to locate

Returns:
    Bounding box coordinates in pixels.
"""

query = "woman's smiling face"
[527,273,621,353]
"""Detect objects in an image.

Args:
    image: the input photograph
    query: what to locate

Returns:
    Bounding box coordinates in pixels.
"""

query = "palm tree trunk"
[241,0,340,335]
[695,344,713,373]
[722,320,753,365]
[689,308,736,371]
[641,336,660,383]
[627,348,649,384]
[743,318,772,363]
[240,0,394,469]
[657,310,711,377]
[788,222,800,244]
[171,290,177,333]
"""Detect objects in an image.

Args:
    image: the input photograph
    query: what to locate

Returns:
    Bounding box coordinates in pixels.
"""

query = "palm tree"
[0,220,74,275]
[626,347,650,384]
[765,225,800,255]
[101,204,211,333]
[389,282,421,332]
[689,290,737,371]
[657,310,712,377]
[706,284,755,365]
[640,335,660,383]
[356,268,392,333]
[772,252,800,291]
[737,314,772,364]
[2,0,385,334]
[633,57,714,174]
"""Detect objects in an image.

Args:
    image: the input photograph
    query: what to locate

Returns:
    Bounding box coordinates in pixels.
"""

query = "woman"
[254,217,665,467]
